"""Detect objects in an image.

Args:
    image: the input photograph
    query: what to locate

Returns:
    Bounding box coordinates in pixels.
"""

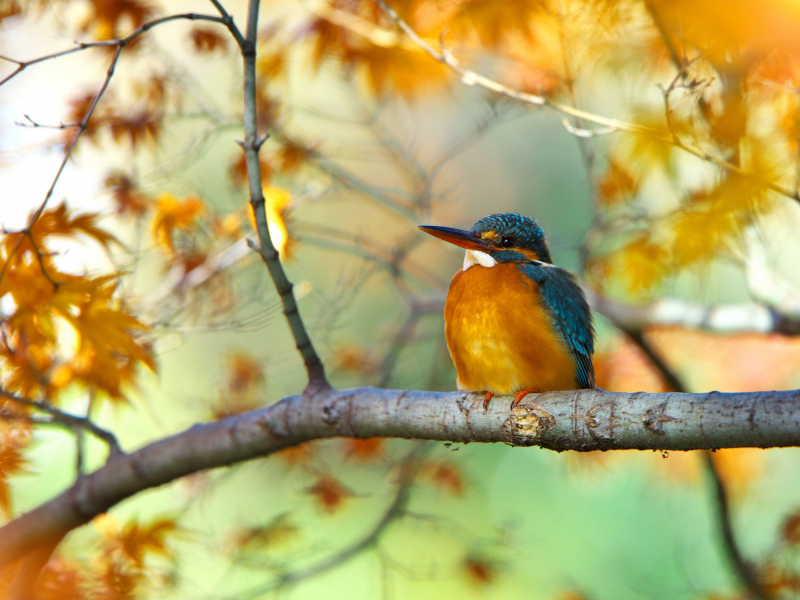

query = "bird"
[419,213,595,409]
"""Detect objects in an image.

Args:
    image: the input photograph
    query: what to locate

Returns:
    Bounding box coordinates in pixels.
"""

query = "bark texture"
[1,386,799,567]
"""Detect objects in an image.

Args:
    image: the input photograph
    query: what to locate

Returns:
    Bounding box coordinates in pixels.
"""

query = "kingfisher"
[419,213,595,409]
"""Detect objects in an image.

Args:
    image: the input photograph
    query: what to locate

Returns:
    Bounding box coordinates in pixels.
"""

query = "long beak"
[418,225,489,251]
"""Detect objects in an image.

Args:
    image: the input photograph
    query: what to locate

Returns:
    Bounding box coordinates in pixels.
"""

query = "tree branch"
[703,451,769,600]
[239,0,328,390]
[0,385,799,567]
[0,389,122,455]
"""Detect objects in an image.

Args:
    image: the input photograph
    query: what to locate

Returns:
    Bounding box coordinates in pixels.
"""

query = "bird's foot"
[511,389,532,409]
[482,392,494,411]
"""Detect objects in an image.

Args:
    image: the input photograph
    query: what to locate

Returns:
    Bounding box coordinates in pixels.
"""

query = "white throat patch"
[463,249,497,271]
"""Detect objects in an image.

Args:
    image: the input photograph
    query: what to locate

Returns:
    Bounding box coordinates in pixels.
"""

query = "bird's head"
[419,213,552,271]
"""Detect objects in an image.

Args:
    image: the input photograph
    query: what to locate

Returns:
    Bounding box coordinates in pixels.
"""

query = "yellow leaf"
[151,193,205,253]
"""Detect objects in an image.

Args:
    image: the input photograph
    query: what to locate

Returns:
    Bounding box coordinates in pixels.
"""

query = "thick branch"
[1,386,799,567]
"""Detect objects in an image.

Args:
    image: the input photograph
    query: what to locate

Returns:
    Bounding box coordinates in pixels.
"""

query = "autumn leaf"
[597,159,638,206]
[423,461,464,494]
[306,473,356,513]
[449,0,542,47]
[233,513,298,552]
[96,515,178,567]
[332,344,378,376]
[151,193,205,253]
[105,172,150,218]
[0,443,25,518]
[276,441,316,467]
[225,351,264,395]
[79,0,156,42]
[229,153,273,188]
[463,553,497,586]
[595,233,671,295]
[782,509,800,545]
[275,138,316,173]
[108,111,162,149]
[30,202,120,252]
[188,27,229,54]
[342,437,384,462]
[248,186,293,258]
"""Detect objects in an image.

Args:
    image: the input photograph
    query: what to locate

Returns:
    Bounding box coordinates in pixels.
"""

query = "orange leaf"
[188,27,229,54]
[342,437,384,462]
[463,554,497,586]
[0,444,25,518]
[597,160,638,206]
[305,473,355,513]
[233,513,298,552]
[97,515,178,567]
[105,172,150,218]
[151,193,205,253]
[424,461,463,494]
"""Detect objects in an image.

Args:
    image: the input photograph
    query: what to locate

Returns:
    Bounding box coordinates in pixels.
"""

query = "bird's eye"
[501,236,515,248]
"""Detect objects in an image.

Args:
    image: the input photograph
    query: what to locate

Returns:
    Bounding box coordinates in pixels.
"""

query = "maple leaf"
[596,233,672,295]
[341,437,384,462]
[276,441,316,467]
[423,460,464,494]
[108,111,162,149]
[151,193,205,253]
[30,202,120,252]
[597,159,638,206]
[92,557,143,600]
[105,172,150,218]
[188,27,229,54]
[276,138,316,173]
[306,473,356,513]
[79,0,156,42]
[783,509,800,545]
[256,50,286,81]
[225,351,264,395]
[229,153,273,188]
[249,186,293,258]
[97,515,178,567]
[450,0,543,47]
[51,276,155,401]
[233,513,298,552]
[332,344,378,376]
[0,443,25,518]
[463,553,497,586]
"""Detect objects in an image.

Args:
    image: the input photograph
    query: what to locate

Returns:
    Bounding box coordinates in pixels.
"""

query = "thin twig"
[239,0,328,390]
[0,389,122,455]
[702,451,769,600]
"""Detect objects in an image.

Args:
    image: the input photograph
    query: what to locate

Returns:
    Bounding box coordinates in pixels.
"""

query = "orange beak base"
[418,225,489,251]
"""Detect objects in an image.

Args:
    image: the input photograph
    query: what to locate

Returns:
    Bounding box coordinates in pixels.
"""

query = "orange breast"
[444,263,578,394]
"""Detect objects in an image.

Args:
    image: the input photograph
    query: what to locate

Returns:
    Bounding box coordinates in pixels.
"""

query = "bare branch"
[703,451,769,600]
[0,389,122,455]
[1,385,799,567]
[239,0,328,390]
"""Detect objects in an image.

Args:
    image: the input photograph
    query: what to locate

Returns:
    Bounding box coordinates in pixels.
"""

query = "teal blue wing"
[517,262,595,388]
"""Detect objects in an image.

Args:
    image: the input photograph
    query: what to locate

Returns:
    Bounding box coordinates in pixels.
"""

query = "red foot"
[511,389,532,409]
[482,392,494,411]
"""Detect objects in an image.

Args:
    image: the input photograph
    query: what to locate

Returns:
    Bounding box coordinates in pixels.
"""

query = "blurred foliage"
[1,0,800,598]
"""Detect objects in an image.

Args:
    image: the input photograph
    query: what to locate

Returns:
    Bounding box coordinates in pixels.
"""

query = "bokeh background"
[2,0,800,598]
